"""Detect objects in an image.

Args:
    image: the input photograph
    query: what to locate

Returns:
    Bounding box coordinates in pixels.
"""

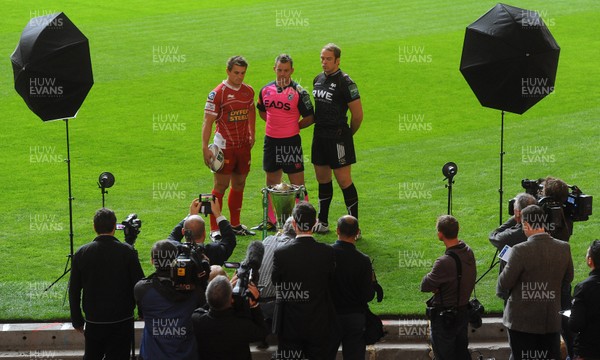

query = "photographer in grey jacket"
[421,215,476,360]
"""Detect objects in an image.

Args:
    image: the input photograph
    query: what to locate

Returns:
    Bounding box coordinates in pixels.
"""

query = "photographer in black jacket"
[192,275,266,360]
[69,208,145,359]
[168,198,236,266]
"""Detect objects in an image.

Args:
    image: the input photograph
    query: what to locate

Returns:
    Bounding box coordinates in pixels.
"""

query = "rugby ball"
[208,144,224,173]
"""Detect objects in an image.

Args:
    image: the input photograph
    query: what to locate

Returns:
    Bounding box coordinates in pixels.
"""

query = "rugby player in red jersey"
[251,54,314,231]
[202,56,256,239]
[308,43,363,235]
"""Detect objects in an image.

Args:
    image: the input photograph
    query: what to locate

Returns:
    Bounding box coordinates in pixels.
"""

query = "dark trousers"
[430,308,470,360]
[328,313,366,360]
[507,329,560,360]
[84,319,133,360]
[561,282,574,359]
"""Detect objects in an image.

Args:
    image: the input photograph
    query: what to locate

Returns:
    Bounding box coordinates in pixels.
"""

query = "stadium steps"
[0,318,510,359]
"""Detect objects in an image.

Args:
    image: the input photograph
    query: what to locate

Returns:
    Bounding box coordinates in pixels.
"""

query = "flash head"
[442,162,458,179]
[98,172,115,189]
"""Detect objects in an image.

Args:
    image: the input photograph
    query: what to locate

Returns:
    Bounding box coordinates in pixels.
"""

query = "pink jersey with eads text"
[257,81,313,139]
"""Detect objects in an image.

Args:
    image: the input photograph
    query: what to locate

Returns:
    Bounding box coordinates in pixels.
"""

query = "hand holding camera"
[198,194,218,216]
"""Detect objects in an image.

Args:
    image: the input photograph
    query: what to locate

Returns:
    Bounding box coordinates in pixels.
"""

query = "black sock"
[318,182,333,224]
[342,183,358,219]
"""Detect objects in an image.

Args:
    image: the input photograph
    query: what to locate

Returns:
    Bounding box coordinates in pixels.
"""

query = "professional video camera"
[224,241,264,302]
[170,231,210,292]
[508,178,593,222]
[120,213,142,246]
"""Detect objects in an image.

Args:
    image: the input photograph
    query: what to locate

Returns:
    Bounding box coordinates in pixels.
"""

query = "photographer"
[420,215,476,360]
[489,193,537,274]
[168,198,236,266]
[135,240,205,360]
[68,208,145,359]
[192,275,266,360]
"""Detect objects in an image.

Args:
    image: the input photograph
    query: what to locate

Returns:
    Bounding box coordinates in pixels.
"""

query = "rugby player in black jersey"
[307,43,363,235]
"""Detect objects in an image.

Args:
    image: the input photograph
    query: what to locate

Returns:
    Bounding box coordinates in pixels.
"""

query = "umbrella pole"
[486,110,507,271]
[499,110,505,226]
[44,119,75,295]
[65,118,75,259]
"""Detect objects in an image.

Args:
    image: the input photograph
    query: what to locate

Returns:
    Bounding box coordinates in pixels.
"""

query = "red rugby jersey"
[204,81,255,149]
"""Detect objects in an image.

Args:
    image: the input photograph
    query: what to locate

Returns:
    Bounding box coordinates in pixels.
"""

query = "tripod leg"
[45,255,71,292]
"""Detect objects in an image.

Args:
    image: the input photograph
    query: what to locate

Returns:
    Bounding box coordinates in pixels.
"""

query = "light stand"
[484,111,507,274]
[98,172,115,208]
[45,119,75,293]
[442,162,458,215]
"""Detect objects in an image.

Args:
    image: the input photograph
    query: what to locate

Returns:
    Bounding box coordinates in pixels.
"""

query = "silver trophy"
[261,183,306,238]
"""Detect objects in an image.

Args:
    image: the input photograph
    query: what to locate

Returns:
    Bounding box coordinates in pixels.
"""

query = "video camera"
[224,241,264,302]
[120,213,142,246]
[508,178,593,222]
[170,231,210,292]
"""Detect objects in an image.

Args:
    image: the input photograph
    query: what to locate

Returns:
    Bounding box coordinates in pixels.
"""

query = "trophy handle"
[261,187,269,240]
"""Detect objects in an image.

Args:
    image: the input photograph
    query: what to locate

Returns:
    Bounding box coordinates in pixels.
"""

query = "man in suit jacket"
[497,205,574,360]
[271,202,337,360]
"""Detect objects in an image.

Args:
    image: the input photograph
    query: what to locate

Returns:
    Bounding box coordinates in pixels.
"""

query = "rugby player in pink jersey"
[251,54,314,232]
[202,56,256,239]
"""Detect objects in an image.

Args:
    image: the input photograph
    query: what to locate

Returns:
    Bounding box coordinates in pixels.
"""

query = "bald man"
[168,198,237,266]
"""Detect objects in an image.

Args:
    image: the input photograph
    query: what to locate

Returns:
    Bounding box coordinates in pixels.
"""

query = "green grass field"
[1,0,598,321]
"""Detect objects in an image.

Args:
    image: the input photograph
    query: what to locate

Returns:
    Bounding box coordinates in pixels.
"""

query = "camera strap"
[446,250,462,308]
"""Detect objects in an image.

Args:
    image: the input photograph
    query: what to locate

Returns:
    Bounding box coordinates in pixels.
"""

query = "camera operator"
[420,215,476,360]
[192,275,266,360]
[489,193,537,274]
[68,208,145,359]
[542,176,577,357]
[541,176,573,242]
[135,240,205,360]
[168,198,236,266]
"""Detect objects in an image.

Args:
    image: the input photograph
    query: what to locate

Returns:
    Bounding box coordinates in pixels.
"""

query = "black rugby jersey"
[312,69,360,132]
